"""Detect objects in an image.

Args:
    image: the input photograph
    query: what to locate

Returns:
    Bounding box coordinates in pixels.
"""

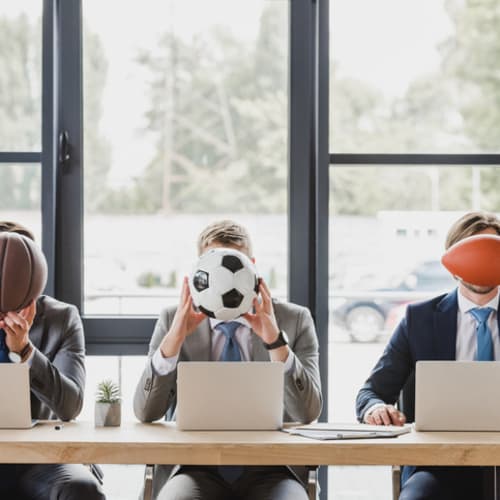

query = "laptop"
[415,361,500,431]
[0,364,36,428]
[176,362,284,431]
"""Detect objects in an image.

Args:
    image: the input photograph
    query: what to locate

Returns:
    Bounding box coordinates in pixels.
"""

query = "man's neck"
[458,283,499,306]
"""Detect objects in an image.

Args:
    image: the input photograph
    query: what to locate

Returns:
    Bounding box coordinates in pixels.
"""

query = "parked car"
[331,260,456,343]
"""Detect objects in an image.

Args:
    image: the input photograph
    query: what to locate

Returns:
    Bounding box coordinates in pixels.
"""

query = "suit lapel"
[28,300,45,349]
[251,331,270,361]
[183,319,212,361]
[433,289,458,360]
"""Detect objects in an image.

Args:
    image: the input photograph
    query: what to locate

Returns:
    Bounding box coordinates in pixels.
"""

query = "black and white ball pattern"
[189,247,259,321]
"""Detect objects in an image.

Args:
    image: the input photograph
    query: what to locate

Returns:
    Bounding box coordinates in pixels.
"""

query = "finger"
[26,300,36,323]
[19,300,36,320]
[371,411,383,425]
[259,278,272,296]
[7,312,28,331]
[364,413,375,425]
[387,406,406,426]
[180,277,189,303]
[379,408,392,426]
[252,297,263,314]
[4,314,22,332]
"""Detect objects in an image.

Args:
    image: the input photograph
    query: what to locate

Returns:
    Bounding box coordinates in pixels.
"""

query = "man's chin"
[461,281,497,295]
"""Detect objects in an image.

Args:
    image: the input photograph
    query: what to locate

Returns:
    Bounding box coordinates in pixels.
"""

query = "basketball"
[441,233,500,287]
[0,232,48,313]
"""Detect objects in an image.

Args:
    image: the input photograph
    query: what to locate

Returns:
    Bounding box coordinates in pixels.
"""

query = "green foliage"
[101,4,288,214]
[83,25,112,213]
[96,379,121,403]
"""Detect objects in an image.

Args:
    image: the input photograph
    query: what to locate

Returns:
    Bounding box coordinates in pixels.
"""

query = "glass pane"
[331,0,500,154]
[329,165,500,498]
[0,1,41,151]
[83,1,288,315]
[81,356,146,499]
[0,163,41,240]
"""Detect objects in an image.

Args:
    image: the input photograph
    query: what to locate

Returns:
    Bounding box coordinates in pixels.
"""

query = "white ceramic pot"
[95,402,121,427]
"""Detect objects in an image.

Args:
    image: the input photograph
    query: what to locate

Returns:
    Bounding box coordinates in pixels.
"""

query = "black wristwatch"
[263,330,289,350]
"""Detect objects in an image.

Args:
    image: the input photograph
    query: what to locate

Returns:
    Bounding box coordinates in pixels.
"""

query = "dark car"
[331,260,456,343]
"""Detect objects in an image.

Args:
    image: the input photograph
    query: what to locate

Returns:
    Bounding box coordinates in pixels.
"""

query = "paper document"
[283,422,412,440]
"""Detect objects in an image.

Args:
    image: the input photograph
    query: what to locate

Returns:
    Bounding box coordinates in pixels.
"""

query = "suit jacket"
[133,300,322,495]
[355,289,487,422]
[28,295,86,421]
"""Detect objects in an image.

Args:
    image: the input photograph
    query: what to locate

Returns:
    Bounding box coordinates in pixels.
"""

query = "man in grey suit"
[134,219,322,500]
[0,221,105,500]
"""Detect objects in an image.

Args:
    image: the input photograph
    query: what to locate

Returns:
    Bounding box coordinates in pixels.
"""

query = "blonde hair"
[445,211,500,249]
[197,220,253,257]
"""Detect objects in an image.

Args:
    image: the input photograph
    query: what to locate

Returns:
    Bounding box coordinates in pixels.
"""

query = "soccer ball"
[189,247,259,321]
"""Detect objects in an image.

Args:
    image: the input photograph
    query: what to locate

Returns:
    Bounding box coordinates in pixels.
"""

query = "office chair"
[142,465,319,500]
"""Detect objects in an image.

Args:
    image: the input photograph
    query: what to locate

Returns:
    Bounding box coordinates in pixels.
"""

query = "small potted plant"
[95,379,121,427]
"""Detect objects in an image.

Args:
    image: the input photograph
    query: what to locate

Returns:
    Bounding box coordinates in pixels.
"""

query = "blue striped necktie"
[469,307,494,361]
[218,322,241,362]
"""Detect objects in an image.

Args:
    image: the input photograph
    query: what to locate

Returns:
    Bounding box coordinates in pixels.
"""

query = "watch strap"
[263,330,288,350]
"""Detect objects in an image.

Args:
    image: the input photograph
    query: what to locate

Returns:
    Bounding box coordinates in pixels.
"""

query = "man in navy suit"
[356,211,500,500]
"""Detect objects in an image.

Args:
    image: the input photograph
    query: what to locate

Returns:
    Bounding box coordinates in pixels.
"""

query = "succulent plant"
[96,379,121,404]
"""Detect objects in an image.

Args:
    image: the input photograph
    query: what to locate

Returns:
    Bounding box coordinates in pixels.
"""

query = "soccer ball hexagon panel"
[189,247,259,321]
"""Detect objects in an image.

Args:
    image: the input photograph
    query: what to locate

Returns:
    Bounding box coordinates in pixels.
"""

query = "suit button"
[296,378,304,391]
[144,378,152,391]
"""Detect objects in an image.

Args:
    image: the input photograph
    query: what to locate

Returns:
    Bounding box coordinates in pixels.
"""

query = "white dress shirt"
[456,288,500,360]
[152,317,293,376]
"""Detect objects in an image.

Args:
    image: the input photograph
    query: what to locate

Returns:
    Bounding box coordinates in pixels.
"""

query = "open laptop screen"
[0,364,34,428]
[415,361,500,431]
[176,362,284,431]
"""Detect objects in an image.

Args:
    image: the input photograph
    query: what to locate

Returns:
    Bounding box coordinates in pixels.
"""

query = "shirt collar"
[457,287,500,313]
[209,317,250,330]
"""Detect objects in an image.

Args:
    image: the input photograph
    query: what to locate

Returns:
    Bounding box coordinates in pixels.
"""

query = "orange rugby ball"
[441,234,500,287]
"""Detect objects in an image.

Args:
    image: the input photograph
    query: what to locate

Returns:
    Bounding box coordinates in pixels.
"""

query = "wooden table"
[1,421,500,466]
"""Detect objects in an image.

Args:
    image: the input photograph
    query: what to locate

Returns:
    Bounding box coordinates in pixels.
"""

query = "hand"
[0,300,36,354]
[364,404,406,426]
[242,278,280,344]
[159,277,205,358]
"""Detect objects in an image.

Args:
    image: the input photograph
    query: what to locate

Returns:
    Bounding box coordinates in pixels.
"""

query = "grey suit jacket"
[133,300,322,495]
[28,295,86,421]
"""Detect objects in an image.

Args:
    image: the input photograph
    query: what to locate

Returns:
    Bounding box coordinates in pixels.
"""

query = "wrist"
[262,330,289,350]
[160,330,184,358]
[8,340,33,364]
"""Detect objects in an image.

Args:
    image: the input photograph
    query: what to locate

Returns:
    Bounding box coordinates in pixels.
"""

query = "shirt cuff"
[151,347,179,376]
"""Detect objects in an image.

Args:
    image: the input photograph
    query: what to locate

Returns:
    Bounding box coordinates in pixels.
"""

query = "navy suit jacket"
[355,288,500,422]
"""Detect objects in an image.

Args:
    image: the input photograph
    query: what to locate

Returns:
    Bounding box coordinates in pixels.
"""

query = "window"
[82,1,289,316]
[0,2,42,243]
[329,1,500,498]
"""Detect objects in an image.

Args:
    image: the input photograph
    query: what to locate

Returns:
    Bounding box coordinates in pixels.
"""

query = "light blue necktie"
[218,322,241,362]
[469,307,494,361]
[216,321,244,482]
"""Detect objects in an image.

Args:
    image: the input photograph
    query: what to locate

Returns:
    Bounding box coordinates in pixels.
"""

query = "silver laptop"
[0,364,36,428]
[415,361,500,431]
[176,362,284,431]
